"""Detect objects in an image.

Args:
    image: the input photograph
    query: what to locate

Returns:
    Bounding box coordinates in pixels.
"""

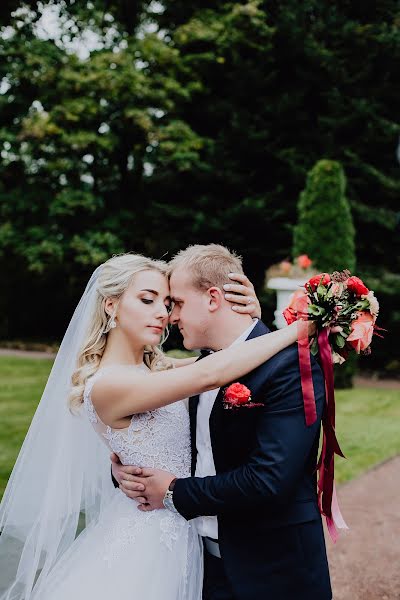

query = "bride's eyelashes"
[141,298,172,313]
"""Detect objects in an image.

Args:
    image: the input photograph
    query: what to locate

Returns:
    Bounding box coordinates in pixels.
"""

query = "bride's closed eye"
[142,298,172,313]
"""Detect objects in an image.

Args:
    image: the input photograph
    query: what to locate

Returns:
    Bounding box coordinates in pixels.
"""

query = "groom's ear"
[207,287,223,312]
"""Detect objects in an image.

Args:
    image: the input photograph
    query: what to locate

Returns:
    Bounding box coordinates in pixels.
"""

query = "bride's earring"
[104,313,117,334]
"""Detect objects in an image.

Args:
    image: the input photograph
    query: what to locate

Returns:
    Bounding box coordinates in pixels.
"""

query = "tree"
[0,1,398,371]
[292,159,357,388]
[292,159,356,273]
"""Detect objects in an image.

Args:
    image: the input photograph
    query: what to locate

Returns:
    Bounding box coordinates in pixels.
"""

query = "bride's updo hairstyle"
[69,253,172,410]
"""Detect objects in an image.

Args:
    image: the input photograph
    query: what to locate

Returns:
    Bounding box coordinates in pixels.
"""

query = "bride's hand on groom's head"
[223,273,261,319]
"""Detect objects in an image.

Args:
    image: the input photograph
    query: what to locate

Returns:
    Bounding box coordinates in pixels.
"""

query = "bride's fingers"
[135,496,148,504]
[223,283,251,297]
[224,293,255,306]
[228,273,254,290]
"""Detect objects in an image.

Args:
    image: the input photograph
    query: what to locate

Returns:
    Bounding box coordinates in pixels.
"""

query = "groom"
[113,244,332,600]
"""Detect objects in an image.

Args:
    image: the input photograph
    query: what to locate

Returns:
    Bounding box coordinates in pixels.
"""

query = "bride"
[0,252,306,600]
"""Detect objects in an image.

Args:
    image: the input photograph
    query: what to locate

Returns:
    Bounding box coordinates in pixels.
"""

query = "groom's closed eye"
[171,299,183,307]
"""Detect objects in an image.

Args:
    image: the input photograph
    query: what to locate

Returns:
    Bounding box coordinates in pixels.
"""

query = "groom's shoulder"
[245,320,300,375]
[247,320,322,377]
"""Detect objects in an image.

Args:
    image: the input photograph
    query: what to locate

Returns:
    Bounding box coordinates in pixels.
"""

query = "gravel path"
[326,455,400,600]
[0,348,56,359]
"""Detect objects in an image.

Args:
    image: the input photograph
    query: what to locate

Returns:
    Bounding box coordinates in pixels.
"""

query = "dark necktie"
[199,348,222,359]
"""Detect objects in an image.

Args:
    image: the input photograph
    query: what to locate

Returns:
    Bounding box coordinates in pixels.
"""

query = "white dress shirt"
[194,319,259,539]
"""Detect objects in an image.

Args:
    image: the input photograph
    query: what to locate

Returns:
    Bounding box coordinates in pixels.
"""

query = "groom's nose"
[169,305,179,325]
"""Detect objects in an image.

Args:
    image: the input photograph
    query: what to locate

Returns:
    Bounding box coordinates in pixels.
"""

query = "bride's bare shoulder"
[90,365,148,413]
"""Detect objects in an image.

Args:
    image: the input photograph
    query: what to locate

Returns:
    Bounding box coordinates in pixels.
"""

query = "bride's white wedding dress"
[32,365,203,600]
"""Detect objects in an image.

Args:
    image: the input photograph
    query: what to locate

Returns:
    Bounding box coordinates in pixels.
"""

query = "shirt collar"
[229,318,259,348]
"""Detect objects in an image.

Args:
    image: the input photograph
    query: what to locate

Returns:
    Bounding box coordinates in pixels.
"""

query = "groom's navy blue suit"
[173,320,332,600]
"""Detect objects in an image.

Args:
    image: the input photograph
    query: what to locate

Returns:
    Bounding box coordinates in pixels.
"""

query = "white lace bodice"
[83,365,191,478]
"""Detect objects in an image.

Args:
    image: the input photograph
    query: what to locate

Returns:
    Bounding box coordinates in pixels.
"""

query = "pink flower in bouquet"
[347,311,374,353]
[307,273,331,291]
[346,276,369,296]
[331,282,345,297]
[283,289,309,325]
[297,254,313,269]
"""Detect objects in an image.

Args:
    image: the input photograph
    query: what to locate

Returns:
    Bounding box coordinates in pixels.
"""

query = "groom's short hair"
[168,244,243,291]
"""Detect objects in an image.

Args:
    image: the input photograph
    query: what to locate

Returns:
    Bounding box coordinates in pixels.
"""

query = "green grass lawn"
[0,356,399,499]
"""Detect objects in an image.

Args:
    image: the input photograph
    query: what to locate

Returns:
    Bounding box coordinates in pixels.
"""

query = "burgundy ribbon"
[297,317,317,426]
[294,298,347,541]
[316,328,346,542]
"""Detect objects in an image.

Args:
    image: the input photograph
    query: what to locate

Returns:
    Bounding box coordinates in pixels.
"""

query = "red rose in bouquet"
[307,273,331,291]
[346,276,369,297]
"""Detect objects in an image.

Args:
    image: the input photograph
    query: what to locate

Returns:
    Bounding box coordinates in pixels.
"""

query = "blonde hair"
[167,244,243,291]
[69,253,172,411]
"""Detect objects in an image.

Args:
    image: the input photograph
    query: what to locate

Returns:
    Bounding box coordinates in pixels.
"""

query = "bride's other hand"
[110,452,143,489]
[307,320,317,337]
[223,273,261,319]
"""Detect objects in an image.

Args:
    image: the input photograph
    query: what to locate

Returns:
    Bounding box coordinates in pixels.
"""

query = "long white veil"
[0,266,114,599]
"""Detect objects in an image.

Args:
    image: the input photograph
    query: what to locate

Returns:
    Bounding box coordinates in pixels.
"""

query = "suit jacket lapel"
[188,395,199,475]
[209,320,271,459]
[189,320,271,475]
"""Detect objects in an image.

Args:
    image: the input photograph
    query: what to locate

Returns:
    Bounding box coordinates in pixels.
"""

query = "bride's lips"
[148,326,163,333]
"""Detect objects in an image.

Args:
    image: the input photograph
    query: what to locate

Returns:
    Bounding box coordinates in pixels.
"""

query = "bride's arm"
[92,322,312,424]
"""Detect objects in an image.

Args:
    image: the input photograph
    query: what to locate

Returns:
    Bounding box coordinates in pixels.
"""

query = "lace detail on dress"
[160,512,186,551]
[101,496,187,565]
[84,394,98,424]
[83,365,192,553]
[102,500,153,566]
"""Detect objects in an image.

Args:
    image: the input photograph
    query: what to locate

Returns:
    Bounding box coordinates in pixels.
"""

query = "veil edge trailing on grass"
[0,266,114,600]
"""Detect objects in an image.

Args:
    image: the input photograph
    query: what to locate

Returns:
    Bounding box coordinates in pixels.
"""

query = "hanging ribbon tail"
[296,296,317,427]
[316,327,347,542]
[332,484,349,531]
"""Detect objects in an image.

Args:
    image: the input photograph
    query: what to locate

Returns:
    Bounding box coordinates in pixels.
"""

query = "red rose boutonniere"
[223,383,264,410]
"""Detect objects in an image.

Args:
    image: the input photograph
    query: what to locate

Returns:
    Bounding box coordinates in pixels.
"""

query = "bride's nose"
[155,303,169,320]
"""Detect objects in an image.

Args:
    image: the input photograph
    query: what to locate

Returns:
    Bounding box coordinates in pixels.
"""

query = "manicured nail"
[223,284,231,290]
[232,306,238,311]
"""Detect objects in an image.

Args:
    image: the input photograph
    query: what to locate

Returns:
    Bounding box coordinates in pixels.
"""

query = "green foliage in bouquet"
[293,160,356,274]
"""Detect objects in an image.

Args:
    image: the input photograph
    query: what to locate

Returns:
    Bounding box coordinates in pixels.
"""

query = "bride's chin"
[145,332,163,345]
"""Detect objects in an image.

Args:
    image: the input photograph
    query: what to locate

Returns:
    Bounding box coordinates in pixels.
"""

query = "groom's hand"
[121,468,177,511]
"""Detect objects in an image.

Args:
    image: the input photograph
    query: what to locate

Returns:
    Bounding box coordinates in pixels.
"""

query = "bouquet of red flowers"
[282,270,382,542]
[283,270,382,363]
